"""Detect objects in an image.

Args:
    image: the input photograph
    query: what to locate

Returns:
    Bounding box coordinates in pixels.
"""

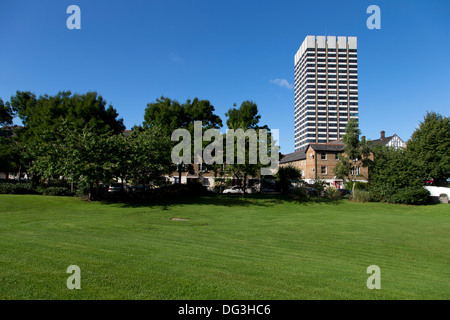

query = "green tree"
[0,125,30,180]
[9,91,37,126]
[143,96,222,134]
[334,118,371,190]
[0,98,14,126]
[0,137,18,175]
[143,97,186,133]
[144,97,223,170]
[369,146,422,201]
[8,91,125,180]
[276,165,302,194]
[407,112,450,186]
[225,101,274,196]
[31,122,115,199]
[127,125,173,190]
[108,133,132,188]
[10,90,125,135]
[225,101,261,130]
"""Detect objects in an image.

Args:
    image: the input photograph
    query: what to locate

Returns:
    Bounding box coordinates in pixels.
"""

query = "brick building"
[279,141,371,188]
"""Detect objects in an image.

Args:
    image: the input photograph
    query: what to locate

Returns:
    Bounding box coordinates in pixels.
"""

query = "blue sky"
[1,0,449,153]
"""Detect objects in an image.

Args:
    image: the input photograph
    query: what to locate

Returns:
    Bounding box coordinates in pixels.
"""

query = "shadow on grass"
[295,197,345,206]
[98,193,345,209]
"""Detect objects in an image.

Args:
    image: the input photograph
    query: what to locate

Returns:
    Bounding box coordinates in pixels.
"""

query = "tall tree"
[9,90,125,135]
[334,118,371,189]
[0,98,14,126]
[31,122,115,199]
[369,145,422,201]
[276,165,302,194]
[143,96,222,134]
[7,91,125,179]
[108,133,132,188]
[143,96,223,178]
[127,125,173,189]
[407,111,450,186]
[9,91,37,126]
[143,97,186,134]
[225,101,261,130]
[225,101,273,196]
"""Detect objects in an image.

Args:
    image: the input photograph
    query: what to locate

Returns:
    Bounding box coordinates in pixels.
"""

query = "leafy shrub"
[290,186,309,202]
[276,165,302,194]
[41,187,73,197]
[391,188,430,205]
[346,181,369,191]
[213,179,233,193]
[0,183,38,195]
[325,186,341,201]
[350,190,372,203]
[312,180,327,194]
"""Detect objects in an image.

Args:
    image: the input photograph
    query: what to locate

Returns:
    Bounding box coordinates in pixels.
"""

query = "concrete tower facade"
[294,35,359,151]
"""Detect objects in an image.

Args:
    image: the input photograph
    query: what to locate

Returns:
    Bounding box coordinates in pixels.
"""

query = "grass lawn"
[0,194,449,300]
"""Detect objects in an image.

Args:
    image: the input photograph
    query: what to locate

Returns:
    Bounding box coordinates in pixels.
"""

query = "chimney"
[380,131,385,139]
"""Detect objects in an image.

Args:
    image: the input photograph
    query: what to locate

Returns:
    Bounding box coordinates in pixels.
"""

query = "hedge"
[0,183,38,195]
[391,188,430,205]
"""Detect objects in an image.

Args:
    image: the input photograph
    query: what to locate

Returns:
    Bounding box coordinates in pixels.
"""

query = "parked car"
[261,187,277,193]
[337,189,352,197]
[108,183,124,193]
[223,186,243,194]
[131,185,150,193]
[305,187,317,196]
[246,187,258,194]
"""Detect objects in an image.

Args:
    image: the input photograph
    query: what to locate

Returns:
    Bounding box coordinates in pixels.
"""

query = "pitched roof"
[280,141,346,164]
[308,143,345,152]
[370,135,395,146]
[279,150,306,164]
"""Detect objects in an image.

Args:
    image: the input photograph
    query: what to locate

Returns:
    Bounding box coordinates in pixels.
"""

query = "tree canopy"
[369,145,423,201]
[225,100,262,130]
[407,111,450,186]
[334,118,371,184]
[0,98,14,126]
[9,90,125,136]
[143,96,223,134]
[2,91,126,179]
[224,101,275,195]
[276,165,302,194]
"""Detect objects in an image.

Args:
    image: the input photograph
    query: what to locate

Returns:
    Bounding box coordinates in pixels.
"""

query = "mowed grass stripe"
[0,195,449,299]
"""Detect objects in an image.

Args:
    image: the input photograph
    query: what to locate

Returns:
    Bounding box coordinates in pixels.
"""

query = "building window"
[321,166,327,175]
[335,153,339,160]
[351,167,360,176]
[321,152,327,160]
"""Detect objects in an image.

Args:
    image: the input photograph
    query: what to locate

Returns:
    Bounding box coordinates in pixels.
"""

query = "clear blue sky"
[1,0,449,153]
